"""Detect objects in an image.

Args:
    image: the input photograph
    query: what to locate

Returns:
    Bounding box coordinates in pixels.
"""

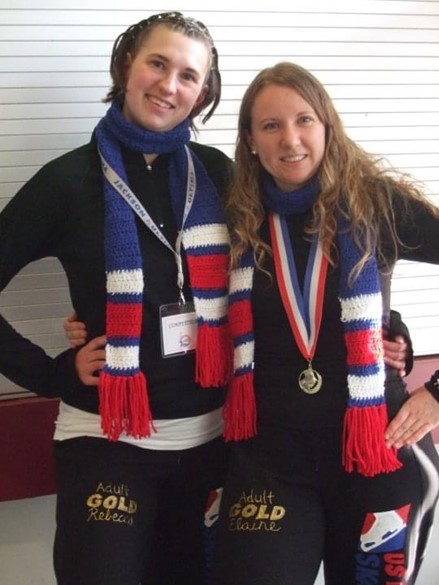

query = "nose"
[281,123,301,148]
[159,72,178,95]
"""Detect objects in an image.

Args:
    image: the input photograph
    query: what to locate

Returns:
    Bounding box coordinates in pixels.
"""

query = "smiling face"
[247,84,326,191]
[122,24,210,132]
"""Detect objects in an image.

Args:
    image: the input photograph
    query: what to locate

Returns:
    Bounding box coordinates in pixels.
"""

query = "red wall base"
[0,397,59,502]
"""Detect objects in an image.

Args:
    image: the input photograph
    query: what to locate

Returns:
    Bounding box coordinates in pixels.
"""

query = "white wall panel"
[0,0,438,399]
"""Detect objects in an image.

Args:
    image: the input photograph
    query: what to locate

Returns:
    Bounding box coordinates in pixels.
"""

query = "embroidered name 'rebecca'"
[85,482,138,526]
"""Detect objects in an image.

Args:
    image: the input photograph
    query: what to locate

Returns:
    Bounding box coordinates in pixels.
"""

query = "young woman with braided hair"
[0,12,231,585]
[210,62,439,585]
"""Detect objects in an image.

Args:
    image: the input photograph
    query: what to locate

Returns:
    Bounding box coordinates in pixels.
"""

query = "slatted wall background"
[0,0,438,398]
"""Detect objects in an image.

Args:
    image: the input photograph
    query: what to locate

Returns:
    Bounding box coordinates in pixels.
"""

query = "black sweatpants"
[210,429,439,585]
[53,436,229,585]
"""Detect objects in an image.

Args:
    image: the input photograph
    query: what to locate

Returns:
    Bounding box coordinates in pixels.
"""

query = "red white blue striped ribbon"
[269,213,328,361]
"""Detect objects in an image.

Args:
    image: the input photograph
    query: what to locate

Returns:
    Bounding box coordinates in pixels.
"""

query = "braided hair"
[104,11,221,127]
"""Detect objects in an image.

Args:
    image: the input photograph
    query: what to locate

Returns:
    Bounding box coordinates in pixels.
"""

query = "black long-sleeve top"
[0,137,233,419]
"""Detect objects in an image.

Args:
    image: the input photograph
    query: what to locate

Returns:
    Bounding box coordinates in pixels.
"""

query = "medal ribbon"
[268,213,328,362]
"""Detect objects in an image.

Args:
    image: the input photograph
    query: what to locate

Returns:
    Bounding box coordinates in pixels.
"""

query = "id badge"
[160,302,197,358]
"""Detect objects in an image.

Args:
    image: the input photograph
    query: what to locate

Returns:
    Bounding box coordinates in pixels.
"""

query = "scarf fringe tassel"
[223,372,257,441]
[99,371,154,441]
[342,404,402,477]
[196,323,233,388]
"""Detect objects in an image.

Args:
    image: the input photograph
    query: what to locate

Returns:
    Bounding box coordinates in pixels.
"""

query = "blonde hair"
[227,62,437,279]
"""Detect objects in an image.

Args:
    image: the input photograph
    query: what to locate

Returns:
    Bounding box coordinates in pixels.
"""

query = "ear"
[122,53,133,90]
[124,52,133,70]
[194,85,208,109]
[246,130,255,152]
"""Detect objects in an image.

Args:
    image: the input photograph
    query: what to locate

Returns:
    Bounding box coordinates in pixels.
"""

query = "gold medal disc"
[298,367,322,394]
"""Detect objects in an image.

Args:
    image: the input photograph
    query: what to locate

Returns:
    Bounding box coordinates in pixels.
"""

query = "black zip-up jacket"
[0,138,233,419]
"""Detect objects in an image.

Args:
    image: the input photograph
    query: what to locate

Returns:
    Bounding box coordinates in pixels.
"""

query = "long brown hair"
[104,11,221,131]
[227,62,437,279]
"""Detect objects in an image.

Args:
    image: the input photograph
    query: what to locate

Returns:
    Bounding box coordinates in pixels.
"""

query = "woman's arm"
[384,195,439,446]
[385,385,439,448]
[0,166,70,396]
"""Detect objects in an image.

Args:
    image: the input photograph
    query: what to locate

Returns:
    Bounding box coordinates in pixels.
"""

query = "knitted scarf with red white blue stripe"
[224,174,401,477]
[95,99,231,441]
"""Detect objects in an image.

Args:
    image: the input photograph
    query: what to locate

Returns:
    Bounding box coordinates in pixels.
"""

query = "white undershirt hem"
[54,401,224,450]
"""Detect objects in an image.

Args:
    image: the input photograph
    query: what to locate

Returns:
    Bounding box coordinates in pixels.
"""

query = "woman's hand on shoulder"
[383,335,409,377]
[385,386,439,449]
[63,312,88,348]
[75,335,107,386]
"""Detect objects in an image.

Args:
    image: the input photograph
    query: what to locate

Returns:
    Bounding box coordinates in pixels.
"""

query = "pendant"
[298,366,322,394]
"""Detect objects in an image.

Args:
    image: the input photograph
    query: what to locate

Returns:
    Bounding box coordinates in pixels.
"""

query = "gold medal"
[298,366,322,394]
[269,214,329,398]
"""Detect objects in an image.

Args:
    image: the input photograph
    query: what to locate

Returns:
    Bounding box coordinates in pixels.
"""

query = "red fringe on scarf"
[99,371,154,441]
[195,323,233,388]
[223,372,257,441]
[342,404,402,477]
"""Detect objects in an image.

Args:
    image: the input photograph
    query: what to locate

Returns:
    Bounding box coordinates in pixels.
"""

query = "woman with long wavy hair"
[212,61,439,585]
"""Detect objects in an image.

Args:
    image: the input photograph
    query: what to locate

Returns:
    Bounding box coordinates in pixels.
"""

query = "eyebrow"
[147,52,202,78]
[257,110,315,120]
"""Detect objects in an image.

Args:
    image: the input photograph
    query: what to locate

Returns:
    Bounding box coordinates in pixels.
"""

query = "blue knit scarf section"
[94,99,230,441]
[95,98,191,279]
[261,174,386,406]
[262,172,320,214]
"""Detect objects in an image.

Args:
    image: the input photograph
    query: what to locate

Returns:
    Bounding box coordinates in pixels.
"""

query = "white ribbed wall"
[0,0,438,400]
[0,2,438,583]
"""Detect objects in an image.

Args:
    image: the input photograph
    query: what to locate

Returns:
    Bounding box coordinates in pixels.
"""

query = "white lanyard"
[99,145,196,303]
